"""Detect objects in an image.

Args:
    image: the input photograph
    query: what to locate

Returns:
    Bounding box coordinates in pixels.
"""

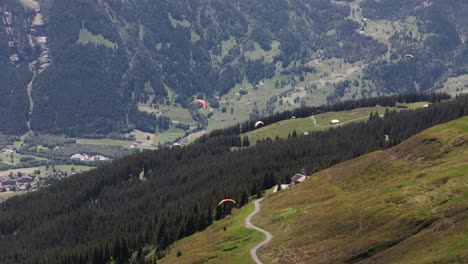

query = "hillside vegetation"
[0,0,466,136]
[161,117,468,264]
[0,95,467,263]
[255,117,468,263]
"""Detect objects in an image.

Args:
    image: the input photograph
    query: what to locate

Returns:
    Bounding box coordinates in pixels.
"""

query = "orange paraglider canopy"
[192,99,209,109]
[218,198,236,206]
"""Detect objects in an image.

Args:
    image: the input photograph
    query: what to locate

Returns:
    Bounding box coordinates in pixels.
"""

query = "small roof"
[17,176,33,183]
[291,173,307,182]
[71,154,85,159]
[330,119,340,124]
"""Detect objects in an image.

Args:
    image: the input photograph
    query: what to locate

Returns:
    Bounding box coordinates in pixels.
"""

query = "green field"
[0,152,47,166]
[242,106,410,145]
[77,26,117,50]
[396,101,430,109]
[244,41,281,62]
[164,106,197,125]
[151,128,187,146]
[0,164,94,178]
[221,36,237,59]
[168,13,190,28]
[77,138,132,148]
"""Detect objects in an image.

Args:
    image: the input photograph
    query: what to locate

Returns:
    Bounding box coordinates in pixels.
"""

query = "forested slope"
[0,0,465,136]
[0,95,467,263]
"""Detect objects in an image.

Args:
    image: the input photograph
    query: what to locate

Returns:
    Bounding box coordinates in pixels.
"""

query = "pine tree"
[243,136,250,147]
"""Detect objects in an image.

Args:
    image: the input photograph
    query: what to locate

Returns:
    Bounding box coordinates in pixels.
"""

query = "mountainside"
[255,117,468,263]
[0,95,467,263]
[160,117,468,264]
[0,0,466,136]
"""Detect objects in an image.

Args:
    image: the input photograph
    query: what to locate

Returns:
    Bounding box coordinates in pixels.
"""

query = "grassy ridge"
[243,104,427,145]
[160,117,468,263]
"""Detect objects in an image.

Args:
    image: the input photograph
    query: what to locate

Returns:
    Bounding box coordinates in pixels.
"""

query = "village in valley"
[0,168,84,194]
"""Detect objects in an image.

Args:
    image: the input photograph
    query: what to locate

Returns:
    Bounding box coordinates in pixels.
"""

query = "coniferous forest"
[1,0,466,136]
[0,94,467,264]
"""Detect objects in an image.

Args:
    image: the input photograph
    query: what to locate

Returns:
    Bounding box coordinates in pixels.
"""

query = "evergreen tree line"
[0,94,467,263]
[208,92,451,137]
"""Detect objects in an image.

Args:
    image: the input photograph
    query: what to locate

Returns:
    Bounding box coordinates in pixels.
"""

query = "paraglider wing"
[404,54,414,59]
[218,198,236,206]
[255,121,264,128]
[192,99,209,109]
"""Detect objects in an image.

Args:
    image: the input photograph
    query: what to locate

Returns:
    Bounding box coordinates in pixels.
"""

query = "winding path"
[311,115,368,128]
[245,198,273,264]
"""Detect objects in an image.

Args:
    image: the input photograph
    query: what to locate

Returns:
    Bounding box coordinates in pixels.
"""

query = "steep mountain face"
[0,0,33,135]
[0,0,466,136]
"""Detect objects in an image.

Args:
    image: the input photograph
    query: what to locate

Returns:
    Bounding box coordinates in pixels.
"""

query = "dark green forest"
[361,0,467,93]
[1,94,467,263]
[2,0,465,136]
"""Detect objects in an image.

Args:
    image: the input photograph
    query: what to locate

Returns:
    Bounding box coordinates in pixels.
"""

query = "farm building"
[291,173,308,185]
[273,184,290,193]
[71,154,85,160]
[330,119,340,124]
[17,176,34,184]
[1,180,17,187]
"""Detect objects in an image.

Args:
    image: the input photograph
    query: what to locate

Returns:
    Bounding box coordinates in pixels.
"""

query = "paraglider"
[404,54,414,59]
[192,99,209,109]
[218,198,236,206]
[255,121,264,128]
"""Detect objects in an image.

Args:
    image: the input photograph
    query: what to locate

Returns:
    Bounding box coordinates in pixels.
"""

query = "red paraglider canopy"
[218,198,236,206]
[192,99,209,109]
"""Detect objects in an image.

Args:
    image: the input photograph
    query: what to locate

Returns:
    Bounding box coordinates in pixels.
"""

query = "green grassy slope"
[243,103,427,145]
[159,202,263,264]
[160,117,468,263]
[254,117,468,263]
